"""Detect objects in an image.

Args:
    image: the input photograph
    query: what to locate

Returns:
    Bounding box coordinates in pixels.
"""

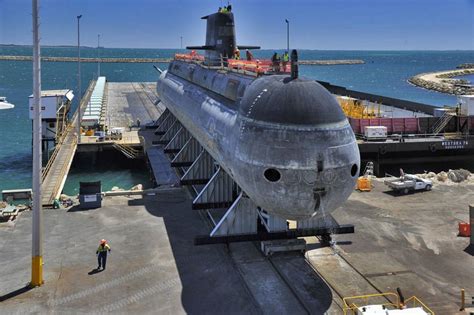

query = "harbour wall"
[0,55,364,65]
[408,68,474,95]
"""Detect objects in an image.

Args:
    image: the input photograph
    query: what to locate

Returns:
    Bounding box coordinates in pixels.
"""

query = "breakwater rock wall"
[408,68,474,95]
[457,63,474,69]
[0,55,364,66]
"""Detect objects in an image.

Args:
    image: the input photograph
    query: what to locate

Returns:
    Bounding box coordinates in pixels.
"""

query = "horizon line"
[1,44,474,52]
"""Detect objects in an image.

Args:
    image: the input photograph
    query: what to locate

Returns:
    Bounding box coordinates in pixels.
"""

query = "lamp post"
[97,34,101,78]
[31,0,43,287]
[77,15,82,144]
[285,19,290,52]
[180,36,183,49]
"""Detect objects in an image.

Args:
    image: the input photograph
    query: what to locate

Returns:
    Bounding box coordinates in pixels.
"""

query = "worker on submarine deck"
[219,5,232,13]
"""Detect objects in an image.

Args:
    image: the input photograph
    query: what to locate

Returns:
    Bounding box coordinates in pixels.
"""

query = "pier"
[40,79,168,208]
[0,55,365,65]
[40,80,96,206]
[76,81,177,187]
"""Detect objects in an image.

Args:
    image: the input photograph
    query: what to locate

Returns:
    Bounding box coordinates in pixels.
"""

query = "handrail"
[41,79,96,202]
[405,296,435,314]
[343,292,434,314]
[343,292,400,314]
[173,53,290,75]
[47,137,77,203]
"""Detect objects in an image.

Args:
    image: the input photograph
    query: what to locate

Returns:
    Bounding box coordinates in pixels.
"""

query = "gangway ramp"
[41,80,95,206]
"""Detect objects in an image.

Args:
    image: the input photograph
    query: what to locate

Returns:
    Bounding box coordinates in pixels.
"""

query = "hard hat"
[100,239,107,244]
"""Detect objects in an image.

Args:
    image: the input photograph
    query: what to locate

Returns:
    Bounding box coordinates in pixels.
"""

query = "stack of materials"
[82,76,106,127]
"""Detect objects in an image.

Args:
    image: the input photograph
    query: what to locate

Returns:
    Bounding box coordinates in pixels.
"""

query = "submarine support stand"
[153,109,354,245]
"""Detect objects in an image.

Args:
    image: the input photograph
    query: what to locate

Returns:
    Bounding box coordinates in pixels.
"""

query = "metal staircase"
[431,112,454,136]
[112,143,143,159]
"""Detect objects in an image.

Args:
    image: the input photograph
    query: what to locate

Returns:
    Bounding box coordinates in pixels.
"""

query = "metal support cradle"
[154,110,354,245]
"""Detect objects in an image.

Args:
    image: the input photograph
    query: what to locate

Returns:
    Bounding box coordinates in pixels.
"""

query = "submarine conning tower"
[187,8,259,66]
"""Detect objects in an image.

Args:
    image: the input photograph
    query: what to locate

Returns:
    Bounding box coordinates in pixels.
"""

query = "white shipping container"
[364,126,387,140]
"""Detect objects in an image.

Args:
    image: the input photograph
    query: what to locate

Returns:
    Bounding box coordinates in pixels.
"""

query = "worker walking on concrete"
[96,239,111,270]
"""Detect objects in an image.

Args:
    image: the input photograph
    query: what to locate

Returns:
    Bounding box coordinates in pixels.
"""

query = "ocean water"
[0,46,473,193]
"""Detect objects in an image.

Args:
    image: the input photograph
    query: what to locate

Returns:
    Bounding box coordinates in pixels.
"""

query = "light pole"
[77,15,82,144]
[97,34,101,78]
[180,36,183,49]
[285,19,290,52]
[31,0,43,287]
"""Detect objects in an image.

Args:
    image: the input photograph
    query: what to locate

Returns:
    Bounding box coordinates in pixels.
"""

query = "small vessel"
[0,96,15,109]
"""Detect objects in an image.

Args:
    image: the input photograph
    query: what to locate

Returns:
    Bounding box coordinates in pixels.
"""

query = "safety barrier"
[174,53,290,75]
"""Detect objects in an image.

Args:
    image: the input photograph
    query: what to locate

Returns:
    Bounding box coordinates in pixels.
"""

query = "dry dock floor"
[322,181,474,314]
[0,189,335,314]
[1,182,472,314]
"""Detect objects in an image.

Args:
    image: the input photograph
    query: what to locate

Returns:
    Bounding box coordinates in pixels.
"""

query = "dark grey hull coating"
[157,69,360,220]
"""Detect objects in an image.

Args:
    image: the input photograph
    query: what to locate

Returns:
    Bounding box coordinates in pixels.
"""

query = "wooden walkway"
[41,80,95,206]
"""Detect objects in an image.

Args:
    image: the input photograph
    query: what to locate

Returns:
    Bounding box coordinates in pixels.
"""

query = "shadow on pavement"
[0,285,32,302]
[464,244,474,256]
[132,188,335,314]
[88,268,103,275]
[67,205,94,212]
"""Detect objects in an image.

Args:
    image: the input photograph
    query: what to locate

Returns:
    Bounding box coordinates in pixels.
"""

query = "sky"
[0,0,473,50]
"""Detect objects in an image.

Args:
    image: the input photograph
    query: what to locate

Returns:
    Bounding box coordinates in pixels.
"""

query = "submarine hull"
[157,64,360,220]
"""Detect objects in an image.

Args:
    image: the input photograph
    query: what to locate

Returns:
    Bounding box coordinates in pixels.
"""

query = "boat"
[0,97,15,110]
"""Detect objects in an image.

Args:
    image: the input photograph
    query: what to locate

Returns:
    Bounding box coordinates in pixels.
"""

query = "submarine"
[157,7,360,220]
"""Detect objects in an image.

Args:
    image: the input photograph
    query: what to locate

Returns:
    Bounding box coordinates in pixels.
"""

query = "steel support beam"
[180,150,215,185]
[192,166,238,210]
[156,119,182,145]
[154,110,176,135]
[210,192,258,237]
[148,108,169,129]
[164,126,190,154]
[195,224,355,245]
[171,137,202,167]
[257,209,288,232]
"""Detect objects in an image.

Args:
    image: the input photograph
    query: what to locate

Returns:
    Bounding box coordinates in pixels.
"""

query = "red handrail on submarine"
[174,52,291,74]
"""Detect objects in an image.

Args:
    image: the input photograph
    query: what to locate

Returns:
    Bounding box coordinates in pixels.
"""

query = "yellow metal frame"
[342,292,434,315]
[336,96,382,119]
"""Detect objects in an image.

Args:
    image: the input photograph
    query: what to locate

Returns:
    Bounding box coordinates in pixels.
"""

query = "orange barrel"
[458,222,471,237]
[357,177,371,191]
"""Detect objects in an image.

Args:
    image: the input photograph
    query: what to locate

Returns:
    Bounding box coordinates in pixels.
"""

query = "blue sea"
[0,46,473,193]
